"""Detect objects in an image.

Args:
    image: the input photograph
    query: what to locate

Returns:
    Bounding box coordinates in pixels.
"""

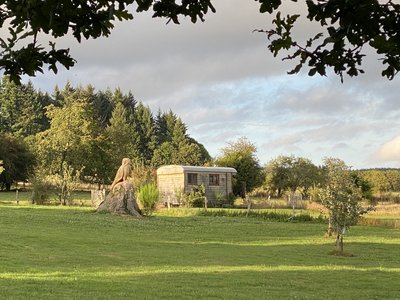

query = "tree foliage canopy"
[264,155,321,198]
[215,137,262,196]
[319,157,372,253]
[1,1,399,83]
[0,133,35,190]
[0,78,210,189]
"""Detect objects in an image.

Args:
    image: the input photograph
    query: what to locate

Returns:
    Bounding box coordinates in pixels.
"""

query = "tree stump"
[97,181,142,217]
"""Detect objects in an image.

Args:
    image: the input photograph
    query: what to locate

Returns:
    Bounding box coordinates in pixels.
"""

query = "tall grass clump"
[197,209,327,223]
[136,183,159,216]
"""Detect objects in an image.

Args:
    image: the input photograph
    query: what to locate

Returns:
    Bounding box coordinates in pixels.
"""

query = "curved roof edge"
[157,165,237,175]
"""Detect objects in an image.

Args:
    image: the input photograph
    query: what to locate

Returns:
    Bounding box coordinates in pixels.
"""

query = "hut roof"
[157,165,237,175]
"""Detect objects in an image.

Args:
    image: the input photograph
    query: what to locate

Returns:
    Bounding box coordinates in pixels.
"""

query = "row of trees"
[262,155,400,202]
[213,143,374,253]
[1,76,399,205]
[358,169,400,199]
[0,81,386,254]
[215,140,400,204]
[0,77,210,192]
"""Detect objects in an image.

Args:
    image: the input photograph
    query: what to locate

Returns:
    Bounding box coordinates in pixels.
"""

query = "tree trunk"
[327,216,334,237]
[61,182,67,205]
[246,197,251,217]
[335,233,344,253]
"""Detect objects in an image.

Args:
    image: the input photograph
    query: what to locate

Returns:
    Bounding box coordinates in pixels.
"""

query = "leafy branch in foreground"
[0,0,215,84]
[2,0,399,83]
[256,0,400,81]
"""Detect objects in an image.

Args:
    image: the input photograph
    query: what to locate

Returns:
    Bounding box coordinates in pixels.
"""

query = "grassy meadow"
[0,199,400,299]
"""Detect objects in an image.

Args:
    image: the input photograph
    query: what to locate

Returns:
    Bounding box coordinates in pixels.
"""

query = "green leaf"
[288,63,302,75]
[308,68,317,76]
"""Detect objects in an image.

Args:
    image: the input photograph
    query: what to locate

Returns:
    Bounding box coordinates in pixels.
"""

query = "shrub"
[30,173,52,205]
[136,183,159,216]
[131,161,155,191]
[226,192,235,206]
[173,187,184,206]
[184,184,206,208]
[48,163,82,206]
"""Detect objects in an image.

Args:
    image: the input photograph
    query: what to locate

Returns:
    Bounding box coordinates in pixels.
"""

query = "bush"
[48,163,82,206]
[213,192,225,207]
[136,183,159,216]
[184,184,206,208]
[131,161,156,191]
[30,174,52,205]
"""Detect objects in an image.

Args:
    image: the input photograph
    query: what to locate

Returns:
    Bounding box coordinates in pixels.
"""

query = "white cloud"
[373,136,400,163]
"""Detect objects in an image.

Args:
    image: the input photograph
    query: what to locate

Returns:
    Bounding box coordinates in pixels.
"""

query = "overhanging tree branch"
[0,0,215,84]
[1,0,399,83]
[256,0,400,81]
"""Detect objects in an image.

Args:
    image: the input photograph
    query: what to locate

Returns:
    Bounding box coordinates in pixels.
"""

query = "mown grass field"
[0,202,399,299]
[0,189,93,206]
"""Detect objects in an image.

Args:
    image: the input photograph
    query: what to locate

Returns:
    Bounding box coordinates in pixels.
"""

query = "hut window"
[188,173,198,185]
[209,174,220,186]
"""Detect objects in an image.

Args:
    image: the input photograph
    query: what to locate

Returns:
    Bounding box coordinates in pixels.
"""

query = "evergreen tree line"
[0,77,210,190]
[1,76,399,203]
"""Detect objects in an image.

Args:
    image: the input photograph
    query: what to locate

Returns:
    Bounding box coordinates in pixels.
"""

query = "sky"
[18,1,400,169]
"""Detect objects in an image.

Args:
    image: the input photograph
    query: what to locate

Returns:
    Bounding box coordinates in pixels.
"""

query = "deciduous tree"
[264,155,321,198]
[215,137,262,195]
[34,96,96,177]
[319,158,372,254]
[0,133,35,190]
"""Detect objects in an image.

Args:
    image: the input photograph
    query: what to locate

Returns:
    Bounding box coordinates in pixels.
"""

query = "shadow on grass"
[0,264,399,299]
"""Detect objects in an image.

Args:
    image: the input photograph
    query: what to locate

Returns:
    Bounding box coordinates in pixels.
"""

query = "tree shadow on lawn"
[131,240,400,269]
[2,240,399,272]
[1,205,399,272]
[0,260,399,299]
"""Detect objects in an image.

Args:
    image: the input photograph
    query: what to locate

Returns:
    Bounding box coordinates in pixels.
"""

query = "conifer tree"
[105,102,141,168]
[135,103,157,163]
[92,89,114,129]
[13,82,52,137]
[0,77,19,133]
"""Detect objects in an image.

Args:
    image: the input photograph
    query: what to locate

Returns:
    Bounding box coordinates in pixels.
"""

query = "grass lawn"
[0,205,399,299]
[0,190,92,206]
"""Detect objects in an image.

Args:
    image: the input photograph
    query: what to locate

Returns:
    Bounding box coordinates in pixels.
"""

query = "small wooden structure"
[91,189,106,207]
[157,165,237,206]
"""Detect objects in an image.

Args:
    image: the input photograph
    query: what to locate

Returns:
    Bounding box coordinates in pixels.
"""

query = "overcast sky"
[21,1,400,169]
